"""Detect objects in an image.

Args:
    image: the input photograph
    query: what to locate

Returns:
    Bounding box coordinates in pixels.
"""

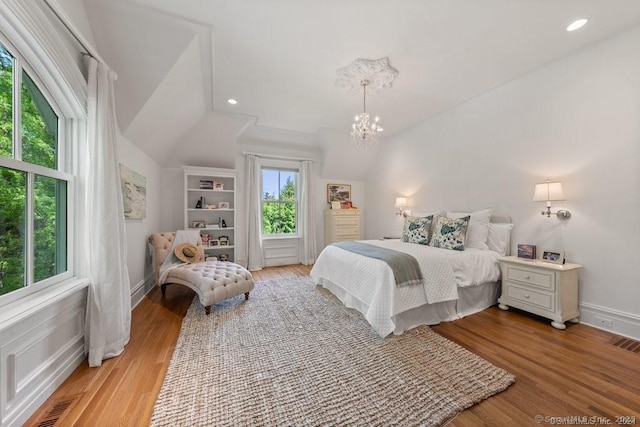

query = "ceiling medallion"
[336,57,399,151]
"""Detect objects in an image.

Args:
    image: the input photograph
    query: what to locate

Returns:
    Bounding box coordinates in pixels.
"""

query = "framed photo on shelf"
[218,202,230,209]
[327,183,351,202]
[192,220,205,228]
[209,239,219,247]
[213,181,224,190]
[541,249,564,264]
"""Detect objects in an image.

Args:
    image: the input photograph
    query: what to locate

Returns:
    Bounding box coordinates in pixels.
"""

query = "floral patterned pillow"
[429,216,470,251]
[401,215,433,245]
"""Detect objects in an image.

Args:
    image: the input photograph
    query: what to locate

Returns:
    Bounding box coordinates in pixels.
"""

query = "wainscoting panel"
[263,238,299,267]
[0,287,87,427]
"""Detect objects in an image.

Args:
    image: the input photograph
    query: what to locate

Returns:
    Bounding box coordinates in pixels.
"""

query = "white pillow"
[487,223,514,256]
[446,208,492,250]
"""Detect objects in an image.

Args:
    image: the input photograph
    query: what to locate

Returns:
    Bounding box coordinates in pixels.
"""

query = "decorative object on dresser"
[517,244,536,259]
[184,166,237,263]
[498,256,582,329]
[327,183,351,202]
[331,201,341,210]
[324,208,361,246]
[343,201,353,209]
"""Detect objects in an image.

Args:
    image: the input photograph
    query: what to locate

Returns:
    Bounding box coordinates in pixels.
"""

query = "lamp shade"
[532,181,565,202]
[394,197,407,208]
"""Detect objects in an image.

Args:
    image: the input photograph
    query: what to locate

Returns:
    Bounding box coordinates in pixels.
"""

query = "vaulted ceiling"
[83,0,640,178]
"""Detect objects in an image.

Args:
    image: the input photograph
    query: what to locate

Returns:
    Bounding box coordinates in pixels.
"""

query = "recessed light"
[567,18,588,32]
[227,98,238,105]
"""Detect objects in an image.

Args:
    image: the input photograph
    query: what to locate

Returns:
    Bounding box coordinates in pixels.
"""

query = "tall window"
[0,40,69,298]
[262,169,297,235]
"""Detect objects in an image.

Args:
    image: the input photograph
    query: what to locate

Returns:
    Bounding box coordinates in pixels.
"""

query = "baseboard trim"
[579,302,640,340]
[130,274,155,309]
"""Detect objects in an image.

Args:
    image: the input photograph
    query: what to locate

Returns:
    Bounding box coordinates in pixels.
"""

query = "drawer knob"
[524,294,530,299]
[524,275,530,279]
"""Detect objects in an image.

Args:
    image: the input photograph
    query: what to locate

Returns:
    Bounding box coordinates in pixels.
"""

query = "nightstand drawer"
[505,266,555,291]
[335,216,359,226]
[507,284,554,311]
[335,227,359,238]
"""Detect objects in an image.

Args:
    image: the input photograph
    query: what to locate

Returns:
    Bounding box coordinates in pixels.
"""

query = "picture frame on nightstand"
[517,244,536,259]
[541,249,565,264]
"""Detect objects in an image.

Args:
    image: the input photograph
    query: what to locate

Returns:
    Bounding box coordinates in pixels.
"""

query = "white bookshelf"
[183,166,237,262]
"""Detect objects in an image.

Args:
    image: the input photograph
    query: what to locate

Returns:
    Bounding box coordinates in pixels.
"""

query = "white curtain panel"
[298,160,317,265]
[84,57,131,367]
[245,155,265,271]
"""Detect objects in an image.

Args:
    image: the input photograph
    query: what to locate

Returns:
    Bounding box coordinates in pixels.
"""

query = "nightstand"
[498,256,582,330]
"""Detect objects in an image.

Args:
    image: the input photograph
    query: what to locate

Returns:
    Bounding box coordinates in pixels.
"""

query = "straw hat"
[174,243,202,263]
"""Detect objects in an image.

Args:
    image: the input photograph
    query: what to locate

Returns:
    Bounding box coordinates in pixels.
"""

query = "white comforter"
[310,240,501,337]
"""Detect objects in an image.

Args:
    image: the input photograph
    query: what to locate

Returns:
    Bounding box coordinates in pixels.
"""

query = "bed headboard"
[489,214,511,224]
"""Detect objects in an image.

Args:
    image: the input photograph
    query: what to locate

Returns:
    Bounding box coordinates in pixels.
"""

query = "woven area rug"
[151,276,515,427]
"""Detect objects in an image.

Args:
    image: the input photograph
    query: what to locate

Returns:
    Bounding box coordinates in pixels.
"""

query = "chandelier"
[336,57,399,151]
[351,80,382,151]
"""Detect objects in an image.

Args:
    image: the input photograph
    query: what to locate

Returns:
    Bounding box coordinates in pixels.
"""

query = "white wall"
[118,136,164,306]
[365,24,640,338]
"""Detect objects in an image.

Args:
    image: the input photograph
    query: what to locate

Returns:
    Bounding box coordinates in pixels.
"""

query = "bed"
[310,212,512,337]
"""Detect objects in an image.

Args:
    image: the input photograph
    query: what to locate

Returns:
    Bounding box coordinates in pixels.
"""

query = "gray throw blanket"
[332,241,423,287]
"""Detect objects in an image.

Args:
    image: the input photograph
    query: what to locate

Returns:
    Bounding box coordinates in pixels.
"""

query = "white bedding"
[310,239,501,337]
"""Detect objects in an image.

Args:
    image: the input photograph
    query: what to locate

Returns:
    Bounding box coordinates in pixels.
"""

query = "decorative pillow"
[487,223,514,256]
[447,208,492,250]
[401,215,433,245]
[429,216,470,251]
[411,211,444,242]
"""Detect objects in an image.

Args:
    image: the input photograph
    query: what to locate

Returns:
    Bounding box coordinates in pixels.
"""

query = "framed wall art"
[327,183,351,202]
[119,164,146,219]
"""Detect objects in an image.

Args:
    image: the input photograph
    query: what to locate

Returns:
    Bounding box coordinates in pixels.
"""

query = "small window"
[261,168,297,235]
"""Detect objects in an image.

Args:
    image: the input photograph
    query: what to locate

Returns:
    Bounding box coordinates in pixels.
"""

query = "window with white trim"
[0,39,71,299]
[261,168,297,236]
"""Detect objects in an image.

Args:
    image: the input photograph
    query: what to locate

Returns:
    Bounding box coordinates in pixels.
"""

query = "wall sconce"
[395,197,408,217]
[532,180,571,219]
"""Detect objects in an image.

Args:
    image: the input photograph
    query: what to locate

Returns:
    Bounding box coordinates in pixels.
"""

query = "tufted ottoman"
[162,261,255,314]
[148,232,255,314]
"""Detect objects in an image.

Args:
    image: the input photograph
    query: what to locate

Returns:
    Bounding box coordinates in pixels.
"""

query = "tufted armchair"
[148,232,255,314]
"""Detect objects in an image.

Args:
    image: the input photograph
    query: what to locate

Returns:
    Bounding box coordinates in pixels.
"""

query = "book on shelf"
[199,180,214,189]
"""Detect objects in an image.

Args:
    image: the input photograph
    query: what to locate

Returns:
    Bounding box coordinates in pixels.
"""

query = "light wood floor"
[26,265,639,426]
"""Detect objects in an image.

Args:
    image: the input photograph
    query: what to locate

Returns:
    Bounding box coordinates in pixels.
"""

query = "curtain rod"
[43,0,108,65]
[243,151,316,162]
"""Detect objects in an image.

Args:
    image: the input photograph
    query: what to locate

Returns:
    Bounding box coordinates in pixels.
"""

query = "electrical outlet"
[594,316,613,329]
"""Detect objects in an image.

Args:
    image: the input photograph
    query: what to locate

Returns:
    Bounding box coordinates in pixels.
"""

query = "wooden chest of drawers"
[498,256,582,329]
[324,209,361,246]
